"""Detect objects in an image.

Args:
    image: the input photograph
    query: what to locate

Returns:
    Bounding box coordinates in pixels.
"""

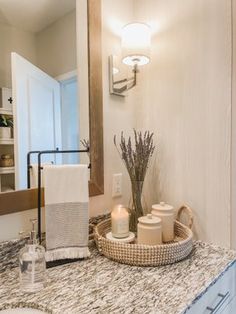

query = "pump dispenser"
[19,219,46,293]
[29,219,37,244]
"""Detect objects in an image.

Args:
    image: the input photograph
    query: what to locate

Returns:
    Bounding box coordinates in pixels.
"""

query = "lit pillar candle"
[111,205,129,238]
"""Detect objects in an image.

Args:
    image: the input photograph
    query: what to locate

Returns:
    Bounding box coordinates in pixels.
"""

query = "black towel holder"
[27,148,90,244]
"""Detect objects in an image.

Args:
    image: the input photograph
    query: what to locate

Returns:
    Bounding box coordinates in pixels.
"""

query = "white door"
[12,52,62,190]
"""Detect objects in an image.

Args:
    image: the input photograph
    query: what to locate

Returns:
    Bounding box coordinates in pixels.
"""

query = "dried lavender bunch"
[114,130,155,231]
[80,139,90,150]
[114,129,155,183]
[80,139,90,159]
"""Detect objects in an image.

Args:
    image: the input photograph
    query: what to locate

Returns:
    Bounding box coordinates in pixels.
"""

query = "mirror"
[0,0,104,213]
[0,0,91,192]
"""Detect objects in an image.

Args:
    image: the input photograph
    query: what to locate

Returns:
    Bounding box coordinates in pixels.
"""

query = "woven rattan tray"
[94,205,194,266]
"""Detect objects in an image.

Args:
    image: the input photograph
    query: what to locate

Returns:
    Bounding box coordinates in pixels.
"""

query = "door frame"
[55,70,77,82]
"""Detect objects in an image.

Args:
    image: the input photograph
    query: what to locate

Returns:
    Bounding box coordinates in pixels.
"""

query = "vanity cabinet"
[222,296,236,313]
[186,263,236,314]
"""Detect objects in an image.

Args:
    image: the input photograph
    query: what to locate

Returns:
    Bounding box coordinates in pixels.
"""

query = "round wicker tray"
[94,205,194,266]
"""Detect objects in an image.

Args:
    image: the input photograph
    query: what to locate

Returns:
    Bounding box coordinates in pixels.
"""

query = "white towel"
[30,163,53,188]
[43,164,90,262]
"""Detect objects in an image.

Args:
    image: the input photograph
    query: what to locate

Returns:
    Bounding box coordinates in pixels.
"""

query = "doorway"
[59,71,80,164]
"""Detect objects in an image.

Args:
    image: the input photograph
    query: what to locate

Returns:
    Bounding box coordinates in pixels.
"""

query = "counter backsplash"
[0,213,110,273]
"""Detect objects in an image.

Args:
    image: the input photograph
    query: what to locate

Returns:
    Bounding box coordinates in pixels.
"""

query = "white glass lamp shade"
[121,23,151,66]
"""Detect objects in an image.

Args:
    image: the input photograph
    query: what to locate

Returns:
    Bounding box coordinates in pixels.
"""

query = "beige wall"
[134,0,232,247]
[0,22,37,88]
[36,10,76,78]
[231,0,236,249]
[0,0,233,247]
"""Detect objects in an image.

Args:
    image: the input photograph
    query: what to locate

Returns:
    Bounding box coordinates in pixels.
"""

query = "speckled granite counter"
[0,240,235,314]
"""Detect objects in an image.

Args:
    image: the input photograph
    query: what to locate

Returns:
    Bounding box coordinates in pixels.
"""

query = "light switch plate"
[112,173,122,197]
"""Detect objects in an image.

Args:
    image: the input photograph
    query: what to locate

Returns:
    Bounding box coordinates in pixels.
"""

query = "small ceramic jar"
[0,154,14,167]
[0,127,11,139]
[151,202,174,242]
[111,205,129,238]
[137,214,162,245]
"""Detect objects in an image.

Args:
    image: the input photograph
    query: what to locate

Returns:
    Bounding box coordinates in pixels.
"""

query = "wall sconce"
[109,22,151,96]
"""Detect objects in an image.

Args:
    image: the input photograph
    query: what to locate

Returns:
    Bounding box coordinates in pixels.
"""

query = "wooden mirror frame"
[0,0,104,216]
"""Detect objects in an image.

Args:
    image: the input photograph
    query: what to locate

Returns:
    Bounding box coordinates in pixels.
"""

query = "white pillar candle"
[111,205,129,238]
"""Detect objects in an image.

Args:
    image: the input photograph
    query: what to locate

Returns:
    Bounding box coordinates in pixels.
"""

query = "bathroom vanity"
[0,240,235,314]
[187,262,236,314]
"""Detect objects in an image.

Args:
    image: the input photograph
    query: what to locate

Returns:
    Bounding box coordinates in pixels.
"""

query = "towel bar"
[27,148,90,244]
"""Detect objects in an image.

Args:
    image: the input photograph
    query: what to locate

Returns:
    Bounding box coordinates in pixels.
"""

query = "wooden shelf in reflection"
[0,108,13,115]
[0,138,14,145]
[0,167,15,174]
[1,186,14,193]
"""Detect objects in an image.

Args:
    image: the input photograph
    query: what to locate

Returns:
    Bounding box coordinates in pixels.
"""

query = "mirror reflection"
[0,0,89,192]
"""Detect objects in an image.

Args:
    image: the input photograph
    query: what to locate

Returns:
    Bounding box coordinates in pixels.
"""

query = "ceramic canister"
[151,202,174,242]
[137,214,162,245]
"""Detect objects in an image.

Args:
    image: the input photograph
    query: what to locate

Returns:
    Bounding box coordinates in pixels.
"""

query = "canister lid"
[152,201,174,212]
[138,214,161,225]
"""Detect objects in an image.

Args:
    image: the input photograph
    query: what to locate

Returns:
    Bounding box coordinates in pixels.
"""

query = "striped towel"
[43,164,90,261]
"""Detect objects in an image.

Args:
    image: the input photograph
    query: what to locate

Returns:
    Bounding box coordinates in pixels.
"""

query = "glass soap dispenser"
[19,219,46,293]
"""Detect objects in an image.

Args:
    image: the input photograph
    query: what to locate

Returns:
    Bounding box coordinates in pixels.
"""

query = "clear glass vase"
[129,180,144,232]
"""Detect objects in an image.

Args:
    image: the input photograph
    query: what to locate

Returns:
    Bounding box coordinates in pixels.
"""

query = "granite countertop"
[0,240,236,314]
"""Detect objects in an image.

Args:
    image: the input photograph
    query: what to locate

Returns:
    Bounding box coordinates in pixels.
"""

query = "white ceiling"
[0,0,76,33]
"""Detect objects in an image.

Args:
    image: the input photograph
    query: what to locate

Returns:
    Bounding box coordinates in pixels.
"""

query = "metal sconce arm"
[109,55,137,96]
